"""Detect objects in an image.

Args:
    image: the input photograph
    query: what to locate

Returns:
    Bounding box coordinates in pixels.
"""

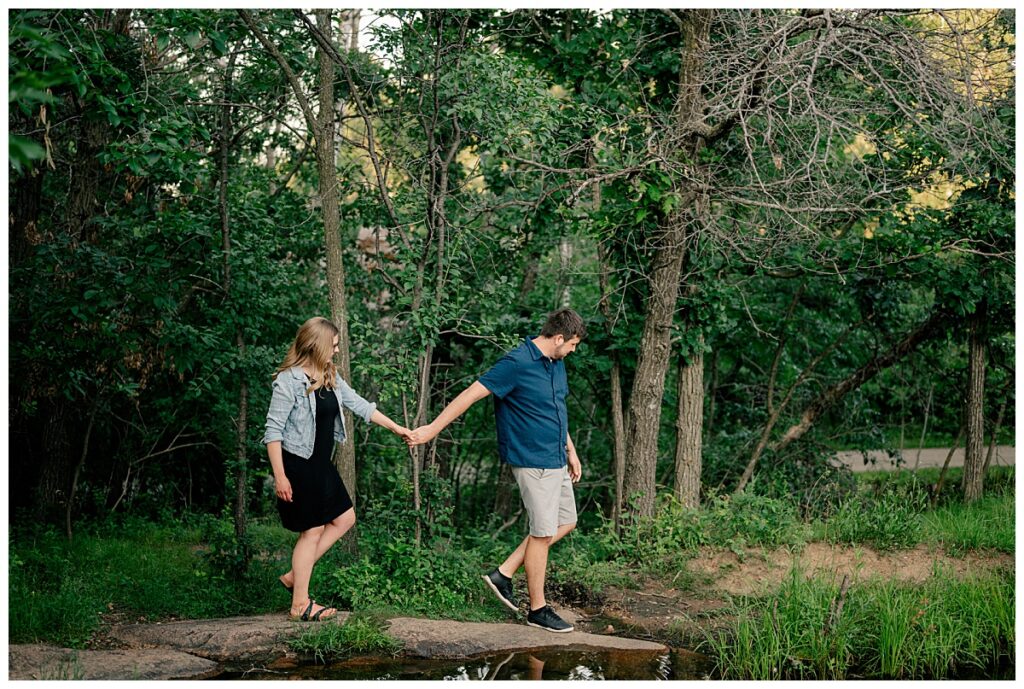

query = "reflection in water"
[224,649,712,681]
[526,654,544,680]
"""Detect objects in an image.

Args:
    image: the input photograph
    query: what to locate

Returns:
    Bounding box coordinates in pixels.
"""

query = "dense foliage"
[8,10,1014,548]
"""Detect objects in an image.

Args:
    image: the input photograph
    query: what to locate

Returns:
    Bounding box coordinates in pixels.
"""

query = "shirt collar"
[525,335,550,362]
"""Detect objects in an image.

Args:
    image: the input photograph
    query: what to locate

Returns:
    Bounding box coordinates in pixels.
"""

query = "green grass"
[9,471,1014,652]
[9,516,300,647]
[874,425,1014,450]
[821,484,926,551]
[288,612,402,663]
[602,492,810,573]
[856,466,1015,498]
[922,492,1015,555]
[701,564,1014,680]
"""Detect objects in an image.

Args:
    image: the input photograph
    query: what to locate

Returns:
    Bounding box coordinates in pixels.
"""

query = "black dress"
[277,385,353,532]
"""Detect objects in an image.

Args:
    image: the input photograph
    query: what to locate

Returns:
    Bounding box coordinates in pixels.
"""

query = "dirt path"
[688,542,1013,596]
[835,446,1014,472]
[588,542,1014,645]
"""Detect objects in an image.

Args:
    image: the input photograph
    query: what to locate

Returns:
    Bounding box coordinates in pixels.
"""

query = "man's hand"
[275,475,293,502]
[405,423,439,447]
[568,452,582,483]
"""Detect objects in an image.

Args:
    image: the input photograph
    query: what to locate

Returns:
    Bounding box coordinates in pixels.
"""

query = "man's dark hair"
[540,308,586,340]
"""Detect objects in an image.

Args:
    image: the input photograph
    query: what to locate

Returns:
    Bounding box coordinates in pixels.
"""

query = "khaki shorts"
[511,465,577,537]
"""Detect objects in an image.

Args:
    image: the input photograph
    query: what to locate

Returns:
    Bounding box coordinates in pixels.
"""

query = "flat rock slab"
[108,612,351,662]
[9,644,220,680]
[386,617,668,659]
[97,610,665,668]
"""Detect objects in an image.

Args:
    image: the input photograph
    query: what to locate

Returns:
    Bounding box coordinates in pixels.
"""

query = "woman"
[263,316,409,621]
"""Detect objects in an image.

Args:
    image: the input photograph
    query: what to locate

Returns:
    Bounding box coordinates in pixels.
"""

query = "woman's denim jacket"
[262,366,377,459]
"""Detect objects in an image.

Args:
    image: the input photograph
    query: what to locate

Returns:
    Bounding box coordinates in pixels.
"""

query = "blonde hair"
[274,317,340,394]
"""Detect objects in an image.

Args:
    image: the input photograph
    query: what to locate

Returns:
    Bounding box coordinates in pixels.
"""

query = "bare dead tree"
[613,10,1005,513]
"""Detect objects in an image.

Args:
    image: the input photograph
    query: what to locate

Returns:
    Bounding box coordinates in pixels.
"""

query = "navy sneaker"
[526,605,573,633]
[483,568,519,612]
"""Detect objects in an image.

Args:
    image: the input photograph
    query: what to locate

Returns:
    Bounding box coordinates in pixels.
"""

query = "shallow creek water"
[223,648,713,681]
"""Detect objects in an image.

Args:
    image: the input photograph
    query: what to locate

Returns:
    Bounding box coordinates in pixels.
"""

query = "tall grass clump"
[852,564,1014,678]
[701,567,855,680]
[702,564,1014,680]
[606,494,708,573]
[289,612,402,663]
[703,491,808,549]
[922,492,1014,555]
[824,483,926,550]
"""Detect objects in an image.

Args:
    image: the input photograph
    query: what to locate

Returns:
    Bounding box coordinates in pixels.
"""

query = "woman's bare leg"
[281,509,356,590]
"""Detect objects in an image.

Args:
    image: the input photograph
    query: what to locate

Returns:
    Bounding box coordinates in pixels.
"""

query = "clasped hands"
[401,423,438,447]
[384,423,437,447]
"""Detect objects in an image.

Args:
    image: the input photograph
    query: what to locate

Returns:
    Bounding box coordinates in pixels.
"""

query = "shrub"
[547,541,635,605]
[704,491,807,550]
[605,494,708,572]
[324,539,496,619]
[316,471,507,620]
[825,484,926,551]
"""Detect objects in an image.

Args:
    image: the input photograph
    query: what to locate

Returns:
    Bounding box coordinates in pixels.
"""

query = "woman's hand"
[275,475,293,502]
[393,425,412,442]
[405,423,439,447]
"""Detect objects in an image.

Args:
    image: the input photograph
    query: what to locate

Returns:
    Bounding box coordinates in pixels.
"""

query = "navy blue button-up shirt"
[478,337,568,469]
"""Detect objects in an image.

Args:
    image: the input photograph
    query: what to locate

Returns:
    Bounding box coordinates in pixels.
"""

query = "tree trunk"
[961,303,987,503]
[65,397,100,541]
[597,238,627,529]
[237,11,357,522]
[218,49,250,566]
[493,462,515,519]
[557,237,573,308]
[982,379,1010,474]
[673,342,703,508]
[315,10,358,509]
[912,384,934,471]
[233,358,250,551]
[609,361,627,526]
[37,398,73,517]
[339,10,361,53]
[622,211,690,517]
[623,10,711,519]
[66,9,131,244]
[411,347,434,546]
[9,153,44,266]
[933,425,964,509]
[705,350,719,437]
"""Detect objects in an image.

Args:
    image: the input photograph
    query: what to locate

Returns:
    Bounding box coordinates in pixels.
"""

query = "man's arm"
[406,381,491,446]
[567,430,582,482]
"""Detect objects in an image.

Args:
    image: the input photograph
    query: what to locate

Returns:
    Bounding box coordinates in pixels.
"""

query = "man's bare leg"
[497,522,576,578]
[523,534,553,610]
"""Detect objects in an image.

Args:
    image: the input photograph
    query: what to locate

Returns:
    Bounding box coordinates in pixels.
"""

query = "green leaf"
[8,134,45,172]
[183,31,202,50]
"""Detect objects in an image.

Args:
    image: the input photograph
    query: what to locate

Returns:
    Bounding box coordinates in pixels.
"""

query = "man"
[406,308,585,632]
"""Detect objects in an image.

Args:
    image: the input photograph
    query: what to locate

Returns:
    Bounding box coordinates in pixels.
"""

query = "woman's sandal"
[290,599,337,622]
[278,574,293,594]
